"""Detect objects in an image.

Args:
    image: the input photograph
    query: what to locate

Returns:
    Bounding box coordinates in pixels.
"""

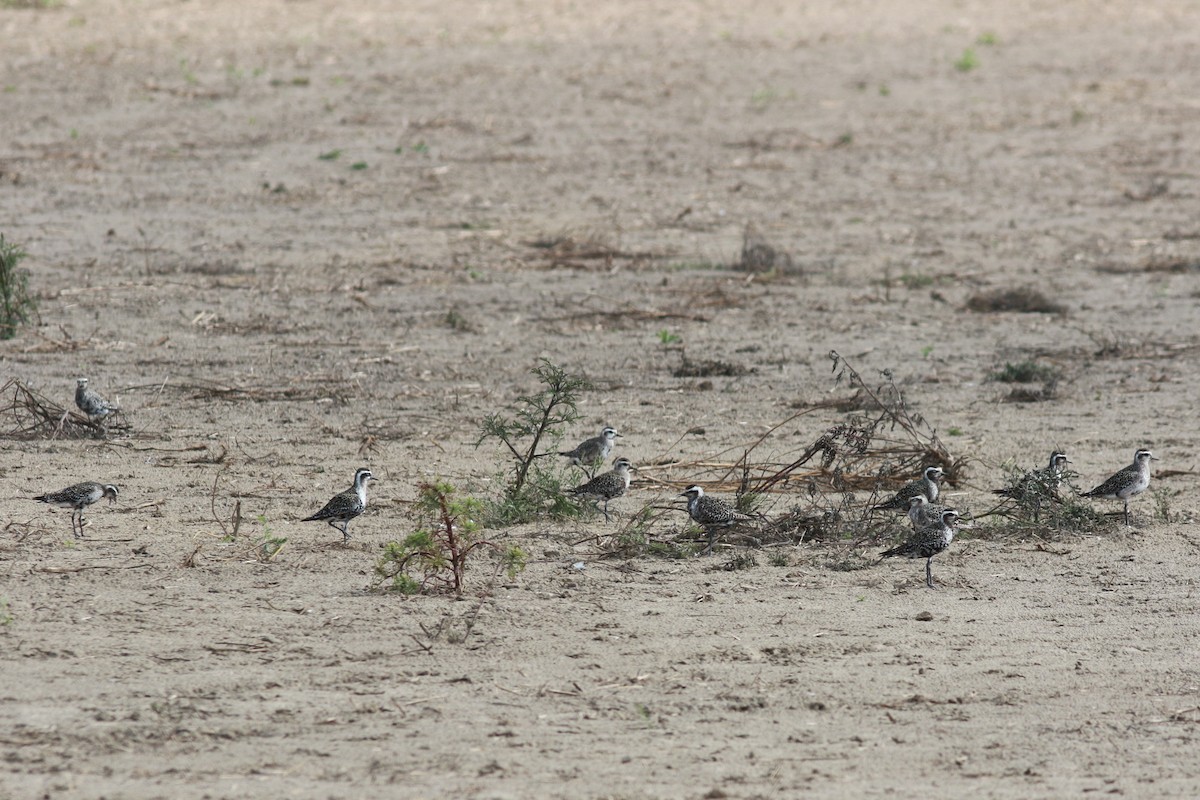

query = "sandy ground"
[2,1,1200,797]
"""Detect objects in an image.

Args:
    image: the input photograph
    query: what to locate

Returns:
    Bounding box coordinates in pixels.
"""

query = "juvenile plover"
[75,378,116,420]
[873,466,943,512]
[559,426,621,477]
[880,508,960,589]
[569,457,635,522]
[302,468,374,543]
[33,481,119,537]
[1082,449,1157,526]
[680,485,755,556]
[906,495,948,530]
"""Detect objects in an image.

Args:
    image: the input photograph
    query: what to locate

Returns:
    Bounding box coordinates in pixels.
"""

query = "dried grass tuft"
[965,287,1067,315]
[0,378,129,439]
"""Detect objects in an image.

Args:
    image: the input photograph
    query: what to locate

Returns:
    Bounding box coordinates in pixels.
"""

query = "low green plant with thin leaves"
[1152,487,1174,523]
[980,467,1111,537]
[0,234,37,340]
[375,480,526,597]
[989,360,1059,384]
[255,514,287,561]
[0,597,13,627]
[955,48,979,72]
[476,359,591,526]
[657,329,682,345]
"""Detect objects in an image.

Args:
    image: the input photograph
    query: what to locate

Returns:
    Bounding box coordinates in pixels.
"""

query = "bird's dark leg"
[73,510,83,538]
[925,557,935,589]
[1123,501,1130,526]
[704,527,715,557]
[341,521,351,544]
[601,500,610,524]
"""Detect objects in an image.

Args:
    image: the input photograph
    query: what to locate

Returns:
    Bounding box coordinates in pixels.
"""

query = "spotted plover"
[680,485,755,556]
[302,468,374,543]
[906,495,949,529]
[873,466,943,512]
[33,481,119,537]
[569,457,635,522]
[880,508,959,589]
[75,378,116,421]
[1082,449,1156,526]
[559,426,621,477]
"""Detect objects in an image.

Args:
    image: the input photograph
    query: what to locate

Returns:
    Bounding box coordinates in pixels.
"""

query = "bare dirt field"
[3,1,1200,797]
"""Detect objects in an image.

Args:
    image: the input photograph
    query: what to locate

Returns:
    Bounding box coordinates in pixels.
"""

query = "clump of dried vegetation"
[592,351,966,562]
[976,463,1114,539]
[966,287,1066,315]
[735,223,798,274]
[0,378,130,439]
[988,359,1062,403]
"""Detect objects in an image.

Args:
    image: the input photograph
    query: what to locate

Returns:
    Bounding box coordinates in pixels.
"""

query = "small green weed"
[1152,487,1174,523]
[899,273,934,289]
[318,149,342,161]
[0,234,37,340]
[375,480,526,596]
[989,360,1059,383]
[750,87,780,109]
[0,597,13,626]
[954,48,979,72]
[256,515,287,561]
[444,308,473,332]
[476,360,590,526]
[658,329,682,345]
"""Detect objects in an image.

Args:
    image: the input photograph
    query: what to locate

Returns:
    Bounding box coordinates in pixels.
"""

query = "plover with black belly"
[569,457,635,522]
[880,508,960,589]
[34,481,119,537]
[680,485,755,556]
[873,466,943,512]
[1082,449,1156,526]
[302,468,374,543]
[559,426,620,477]
[75,378,116,420]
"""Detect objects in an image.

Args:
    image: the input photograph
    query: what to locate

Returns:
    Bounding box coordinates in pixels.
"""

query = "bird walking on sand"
[1082,449,1156,526]
[558,426,621,477]
[34,481,119,537]
[873,466,944,512]
[681,485,755,556]
[569,457,635,522]
[880,508,960,589]
[75,378,116,420]
[302,468,374,543]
